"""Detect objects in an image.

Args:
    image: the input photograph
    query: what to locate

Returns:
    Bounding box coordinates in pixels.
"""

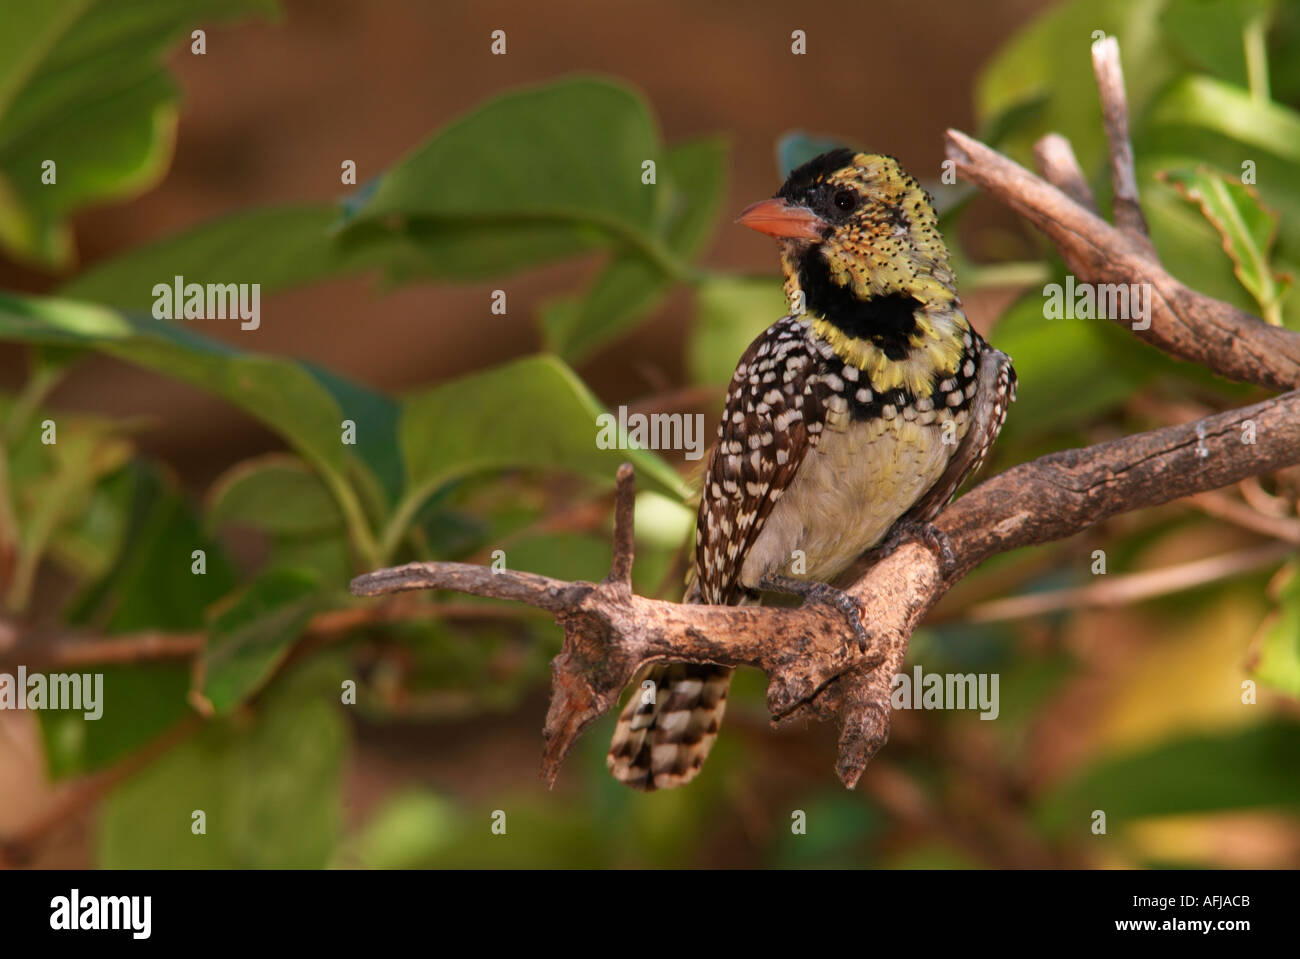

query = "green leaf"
[60,204,388,306]
[539,254,670,363]
[389,354,689,556]
[194,567,324,715]
[538,136,727,362]
[66,462,236,632]
[351,76,660,239]
[1253,559,1300,697]
[0,0,278,268]
[46,459,134,582]
[1158,166,1292,324]
[1146,75,1300,165]
[1037,721,1300,832]
[0,291,385,564]
[4,411,134,610]
[340,76,685,288]
[38,664,191,778]
[1159,0,1273,88]
[987,283,1152,440]
[687,275,787,384]
[976,0,1180,169]
[207,454,343,537]
[98,663,347,868]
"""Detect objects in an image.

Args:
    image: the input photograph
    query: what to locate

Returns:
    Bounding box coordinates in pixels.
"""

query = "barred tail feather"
[606,661,732,791]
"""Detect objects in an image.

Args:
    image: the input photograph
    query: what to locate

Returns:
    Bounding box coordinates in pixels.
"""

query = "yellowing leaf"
[1159,166,1293,324]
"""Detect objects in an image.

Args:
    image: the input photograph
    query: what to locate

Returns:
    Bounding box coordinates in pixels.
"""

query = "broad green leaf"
[194,567,323,715]
[3,411,133,609]
[205,455,355,584]
[1137,127,1300,257]
[1159,0,1273,88]
[1037,721,1300,832]
[0,0,278,267]
[40,464,234,776]
[367,217,606,284]
[0,291,384,563]
[206,454,342,537]
[390,354,689,556]
[986,283,1152,441]
[65,462,236,632]
[1253,559,1300,697]
[61,204,387,305]
[39,663,192,779]
[343,77,669,287]
[267,529,354,586]
[1158,167,1292,324]
[539,254,670,363]
[1142,166,1270,315]
[539,136,727,362]
[46,458,135,582]
[98,663,347,868]
[976,0,1179,169]
[687,275,787,384]
[1146,75,1300,164]
[352,76,660,237]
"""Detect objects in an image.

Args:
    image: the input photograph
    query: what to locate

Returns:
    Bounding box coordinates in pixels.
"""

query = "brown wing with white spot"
[694,317,827,606]
[903,339,1017,524]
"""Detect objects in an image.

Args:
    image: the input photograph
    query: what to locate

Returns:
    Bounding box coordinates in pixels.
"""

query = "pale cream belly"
[738,411,969,588]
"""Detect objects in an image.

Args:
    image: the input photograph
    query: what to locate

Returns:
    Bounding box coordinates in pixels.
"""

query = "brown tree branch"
[347,38,1300,790]
[944,129,1300,393]
[1092,36,1156,254]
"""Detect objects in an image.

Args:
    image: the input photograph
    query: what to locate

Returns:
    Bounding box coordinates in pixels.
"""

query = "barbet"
[607,149,1016,790]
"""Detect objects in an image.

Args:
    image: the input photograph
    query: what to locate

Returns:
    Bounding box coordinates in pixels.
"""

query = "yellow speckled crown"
[777,152,968,397]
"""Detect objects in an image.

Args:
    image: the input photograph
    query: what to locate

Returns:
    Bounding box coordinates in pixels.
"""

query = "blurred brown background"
[1,0,1046,486]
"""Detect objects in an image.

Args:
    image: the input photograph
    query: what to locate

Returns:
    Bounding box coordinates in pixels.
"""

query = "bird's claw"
[813,583,871,654]
[880,519,956,574]
[758,575,871,653]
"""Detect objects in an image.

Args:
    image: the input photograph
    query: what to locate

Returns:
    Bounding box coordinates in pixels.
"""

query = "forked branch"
[352,37,1300,788]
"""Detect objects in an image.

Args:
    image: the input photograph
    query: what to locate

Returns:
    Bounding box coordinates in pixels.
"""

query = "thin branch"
[607,462,636,587]
[1187,490,1300,545]
[1033,133,1098,214]
[943,130,1300,392]
[0,598,539,672]
[965,540,1293,623]
[1092,36,1156,254]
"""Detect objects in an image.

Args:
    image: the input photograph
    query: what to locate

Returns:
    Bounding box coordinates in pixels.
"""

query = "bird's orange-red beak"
[736,198,827,240]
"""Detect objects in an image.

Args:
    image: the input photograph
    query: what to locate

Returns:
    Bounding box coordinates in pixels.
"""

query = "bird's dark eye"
[833,190,857,212]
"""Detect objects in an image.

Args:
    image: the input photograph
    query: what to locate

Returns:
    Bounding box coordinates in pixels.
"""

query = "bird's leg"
[878,518,957,573]
[757,574,871,653]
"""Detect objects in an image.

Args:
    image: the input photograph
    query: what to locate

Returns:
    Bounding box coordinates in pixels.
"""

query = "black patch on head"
[777,148,856,202]
[797,253,921,360]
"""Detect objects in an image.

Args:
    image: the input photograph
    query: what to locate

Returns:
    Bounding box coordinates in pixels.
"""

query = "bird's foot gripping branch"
[351,36,1300,789]
[349,463,921,788]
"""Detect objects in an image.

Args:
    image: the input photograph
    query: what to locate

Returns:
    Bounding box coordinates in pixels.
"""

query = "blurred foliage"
[0,0,1298,868]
